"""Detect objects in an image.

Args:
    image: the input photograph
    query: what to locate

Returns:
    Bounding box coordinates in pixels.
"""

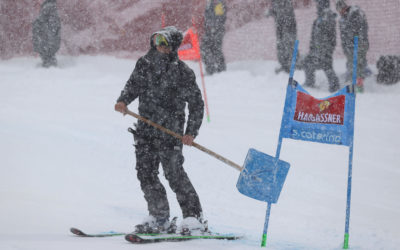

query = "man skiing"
[32,0,61,67]
[336,0,370,91]
[201,0,227,75]
[114,26,206,234]
[302,0,340,92]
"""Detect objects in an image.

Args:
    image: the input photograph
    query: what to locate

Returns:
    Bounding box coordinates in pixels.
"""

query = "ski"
[125,232,243,244]
[70,227,174,238]
[70,227,126,237]
[71,227,243,244]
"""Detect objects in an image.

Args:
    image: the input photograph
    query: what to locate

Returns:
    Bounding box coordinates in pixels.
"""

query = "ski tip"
[70,227,86,236]
[125,234,143,244]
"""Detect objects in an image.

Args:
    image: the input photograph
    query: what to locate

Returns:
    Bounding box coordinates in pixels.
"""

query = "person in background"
[32,0,61,67]
[266,0,298,74]
[376,55,400,85]
[115,26,207,235]
[336,0,370,91]
[302,0,340,92]
[201,0,227,75]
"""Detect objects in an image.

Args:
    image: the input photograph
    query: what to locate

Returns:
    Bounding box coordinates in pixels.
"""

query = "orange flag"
[178,27,201,61]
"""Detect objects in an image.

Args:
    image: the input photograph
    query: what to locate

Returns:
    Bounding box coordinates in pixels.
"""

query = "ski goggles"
[154,34,169,47]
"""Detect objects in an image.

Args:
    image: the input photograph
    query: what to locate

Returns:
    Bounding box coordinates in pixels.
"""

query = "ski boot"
[133,216,177,234]
[179,217,210,236]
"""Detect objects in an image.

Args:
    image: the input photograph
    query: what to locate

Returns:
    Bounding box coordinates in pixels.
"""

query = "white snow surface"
[1,56,399,250]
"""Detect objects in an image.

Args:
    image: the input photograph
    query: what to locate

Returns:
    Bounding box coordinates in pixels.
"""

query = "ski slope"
[0,55,399,249]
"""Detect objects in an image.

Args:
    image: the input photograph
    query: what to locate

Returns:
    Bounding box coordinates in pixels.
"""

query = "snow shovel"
[236,149,290,203]
[125,109,243,171]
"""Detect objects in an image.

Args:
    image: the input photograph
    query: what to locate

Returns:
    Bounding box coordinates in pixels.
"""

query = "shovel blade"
[236,148,290,203]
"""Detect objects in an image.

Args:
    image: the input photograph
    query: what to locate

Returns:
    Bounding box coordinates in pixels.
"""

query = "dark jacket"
[309,8,337,58]
[32,0,61,55]
[269,0,297,37]
[117,27,204,144]
[267,0,298,72]
[204,0,226,35]
[339,5,369,56]
[377,55,400,85]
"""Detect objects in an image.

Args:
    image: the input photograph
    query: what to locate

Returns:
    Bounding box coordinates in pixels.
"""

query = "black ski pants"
[344,47,368,79]
[303,53,339,90]
[135,138,202,222]
[201,31,226,75]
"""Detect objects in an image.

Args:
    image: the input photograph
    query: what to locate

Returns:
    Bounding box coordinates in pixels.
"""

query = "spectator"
[336,0,370,91]
[376,55,400,85]
[201,0,227,75]
[32,0,61,67]
[302,0,340,92]
[266,0,298,74]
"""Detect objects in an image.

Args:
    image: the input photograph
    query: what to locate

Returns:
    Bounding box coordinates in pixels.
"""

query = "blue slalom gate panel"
[236,148,290,203]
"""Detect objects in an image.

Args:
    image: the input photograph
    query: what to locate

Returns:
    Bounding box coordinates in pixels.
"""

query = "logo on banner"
[294,92,345,125]
[291,128,342,144]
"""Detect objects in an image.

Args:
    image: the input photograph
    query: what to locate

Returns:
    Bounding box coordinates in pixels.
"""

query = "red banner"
[294,91,345,125]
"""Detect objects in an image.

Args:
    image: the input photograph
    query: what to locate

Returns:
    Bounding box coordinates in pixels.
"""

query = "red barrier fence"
[1,0,398,63]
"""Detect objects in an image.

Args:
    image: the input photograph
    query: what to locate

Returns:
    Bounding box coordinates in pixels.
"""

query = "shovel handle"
[125,109,243,171]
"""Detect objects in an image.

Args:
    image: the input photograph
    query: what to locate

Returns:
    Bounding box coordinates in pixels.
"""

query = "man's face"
[338,6,349,16]
[156,45,171,54]
[35,0,44,9]
[154,34,171,54]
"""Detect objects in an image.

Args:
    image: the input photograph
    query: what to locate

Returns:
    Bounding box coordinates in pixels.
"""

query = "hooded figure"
[336,0,370,82]
[376,55,400,85]
[32,0,61,67]
[302,0,340,92]
[266,0,298,74]
[201,0,227,75]
[115,26,206,234]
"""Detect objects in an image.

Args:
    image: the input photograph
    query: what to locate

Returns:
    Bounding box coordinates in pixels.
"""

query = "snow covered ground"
[1,55,399,250]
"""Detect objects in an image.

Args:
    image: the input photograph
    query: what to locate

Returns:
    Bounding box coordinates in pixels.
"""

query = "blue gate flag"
[237,149,290,203]
[279,82,356,146]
